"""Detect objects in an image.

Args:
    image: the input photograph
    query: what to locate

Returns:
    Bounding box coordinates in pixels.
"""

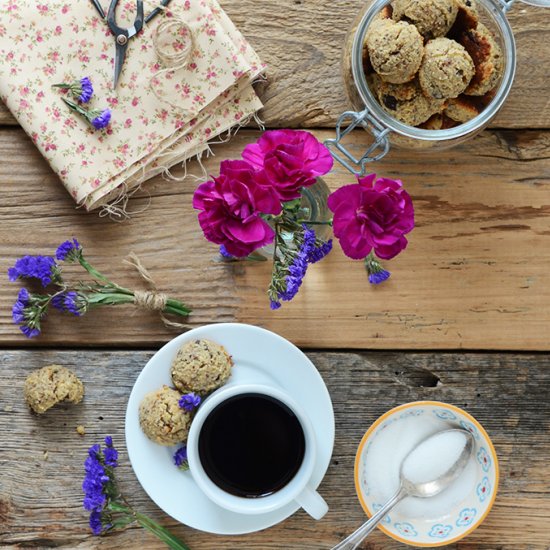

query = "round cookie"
[444,89,497,122]
[456,22,503,96]
[171,339,233,394]
[24,364,84,414]
[366,18,423,84]
[418,113,459,129]
[392,0,457,39]
[419,37,475,99]
[450,0,479,34]
[370,75,447,126]
[139,386,191,446]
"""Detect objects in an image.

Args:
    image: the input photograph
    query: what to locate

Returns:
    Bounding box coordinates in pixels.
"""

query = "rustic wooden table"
[1,1,550,549]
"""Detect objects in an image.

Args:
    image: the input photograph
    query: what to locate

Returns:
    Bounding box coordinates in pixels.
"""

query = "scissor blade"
[90,0,106,19]
[113,42,127,88]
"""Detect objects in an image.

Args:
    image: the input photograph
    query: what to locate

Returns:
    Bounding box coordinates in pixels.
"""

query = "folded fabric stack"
[0,0,264,211]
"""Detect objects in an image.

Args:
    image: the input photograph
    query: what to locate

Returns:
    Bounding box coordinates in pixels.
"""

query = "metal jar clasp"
[324,109,391,176]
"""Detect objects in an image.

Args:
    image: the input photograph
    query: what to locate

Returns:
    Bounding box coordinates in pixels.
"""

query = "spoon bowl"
[401,429,475,499]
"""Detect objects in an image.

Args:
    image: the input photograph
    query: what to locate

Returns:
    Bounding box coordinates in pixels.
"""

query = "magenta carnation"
[242,129,333,202]
[193,160,282,257]
[327,174,414,260]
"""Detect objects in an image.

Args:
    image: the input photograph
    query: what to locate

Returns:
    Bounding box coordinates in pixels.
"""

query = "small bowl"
[354,401,499,547]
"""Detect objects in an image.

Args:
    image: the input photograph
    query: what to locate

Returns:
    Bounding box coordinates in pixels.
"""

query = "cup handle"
[295,484,329,520]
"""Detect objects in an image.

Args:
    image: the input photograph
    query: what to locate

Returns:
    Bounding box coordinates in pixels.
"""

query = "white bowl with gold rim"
[354,401,499,547]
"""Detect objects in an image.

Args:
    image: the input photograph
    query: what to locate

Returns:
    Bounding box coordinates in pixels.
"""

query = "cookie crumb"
[3,405,13,412]
[76,425,86,436]
[43,451,49,461]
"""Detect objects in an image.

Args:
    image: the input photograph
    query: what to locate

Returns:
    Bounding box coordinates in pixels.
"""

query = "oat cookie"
[418,113,459,129]
[419,37,475,99]
[171,339,233,394]
[444,89,497,122]
[139,386,192,446]
[24,364,84,414]
[392,0,458,38]
[366,18,424,84]
[456,22,503,96]
[450,0,479,35]
[370,75,447,126]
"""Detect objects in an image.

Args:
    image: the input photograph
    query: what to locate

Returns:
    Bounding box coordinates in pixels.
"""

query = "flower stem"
[297,220,333,226]
[78,255,115,285]
[61,96,88,116]
[134,512,191,550]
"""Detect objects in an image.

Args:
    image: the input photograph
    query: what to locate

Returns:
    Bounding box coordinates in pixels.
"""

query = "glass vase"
[260,177,332,257]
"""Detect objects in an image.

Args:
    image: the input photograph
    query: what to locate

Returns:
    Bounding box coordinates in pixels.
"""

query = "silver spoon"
[332,428,475,550]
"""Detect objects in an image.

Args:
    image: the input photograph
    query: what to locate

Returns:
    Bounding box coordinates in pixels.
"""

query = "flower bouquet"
[193,130,415,308]
[8,239,190,338]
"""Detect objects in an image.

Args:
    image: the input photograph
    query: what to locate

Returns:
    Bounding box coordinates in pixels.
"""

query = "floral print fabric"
[0,0,264,210]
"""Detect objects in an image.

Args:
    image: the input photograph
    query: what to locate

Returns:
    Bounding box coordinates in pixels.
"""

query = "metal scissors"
[90,0,172,88]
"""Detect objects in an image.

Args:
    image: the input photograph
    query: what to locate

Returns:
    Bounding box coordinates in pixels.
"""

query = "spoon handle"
[331,487,407,550]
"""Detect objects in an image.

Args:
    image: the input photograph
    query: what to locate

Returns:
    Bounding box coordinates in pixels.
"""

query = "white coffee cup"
[187,383,329,520]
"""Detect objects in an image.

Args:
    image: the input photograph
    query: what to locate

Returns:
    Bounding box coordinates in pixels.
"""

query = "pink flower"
[193,160,282,257]
[242,130,333,202]
[328,174,414,260]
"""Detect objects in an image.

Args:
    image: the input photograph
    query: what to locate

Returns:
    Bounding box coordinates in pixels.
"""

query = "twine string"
[148,7,195,113]
[123,252,189,329]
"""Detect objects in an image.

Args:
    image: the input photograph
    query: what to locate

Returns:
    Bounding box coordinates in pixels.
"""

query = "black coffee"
[198,393,306,498]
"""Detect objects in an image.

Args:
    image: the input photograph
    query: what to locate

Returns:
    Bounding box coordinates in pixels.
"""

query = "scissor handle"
[107,0,144,38]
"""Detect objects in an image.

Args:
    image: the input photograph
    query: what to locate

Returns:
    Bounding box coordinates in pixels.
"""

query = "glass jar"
[259,178,332,257]
[326,0,549,174]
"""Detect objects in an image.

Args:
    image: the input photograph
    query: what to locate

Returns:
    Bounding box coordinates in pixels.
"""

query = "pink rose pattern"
[0,0,264,210]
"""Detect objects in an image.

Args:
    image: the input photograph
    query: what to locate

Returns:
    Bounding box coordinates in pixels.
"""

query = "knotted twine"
[123,252,189,330]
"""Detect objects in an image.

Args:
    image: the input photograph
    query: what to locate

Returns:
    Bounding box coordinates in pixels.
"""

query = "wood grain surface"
[0,1,549,128]
[0,128,549,349]
[1,350,549,549]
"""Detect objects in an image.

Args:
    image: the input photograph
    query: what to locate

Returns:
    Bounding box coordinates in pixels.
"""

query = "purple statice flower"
[103,436,118,468]
[51,291,85,316]
[308,239,333,264]
[219,245,233,259]
[278,227,316,303]
[78,77,94,103]
[8,255,58,287]
[83,445,109,513]
[12,288,29,324]
[270,300,281,310]
[90,109,111,130]
[52,77,94,103]
[89,510,104,536]
[56,238,81,261]
[178,392,201,412]
[12,288,41,338]
[82,438,118,536]
[20,324,41,339]
[365,252,391,285]
[173,445,188,469]
[368,269,391,284]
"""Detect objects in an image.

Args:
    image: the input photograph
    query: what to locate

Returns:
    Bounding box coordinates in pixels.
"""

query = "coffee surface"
[198,393,306,497]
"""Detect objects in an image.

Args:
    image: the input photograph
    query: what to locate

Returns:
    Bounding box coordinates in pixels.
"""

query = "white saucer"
[125,323,335,535]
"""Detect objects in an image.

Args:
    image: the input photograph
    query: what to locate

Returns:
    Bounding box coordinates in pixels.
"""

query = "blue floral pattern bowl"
[354,401,499,547]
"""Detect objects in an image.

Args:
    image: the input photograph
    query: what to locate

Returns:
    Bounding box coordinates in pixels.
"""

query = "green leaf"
[246,251,268,262]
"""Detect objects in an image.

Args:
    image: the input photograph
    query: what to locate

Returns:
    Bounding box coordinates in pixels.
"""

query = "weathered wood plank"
[0,350,549,548]
[0,127,549,349]
[0,1,549,128]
